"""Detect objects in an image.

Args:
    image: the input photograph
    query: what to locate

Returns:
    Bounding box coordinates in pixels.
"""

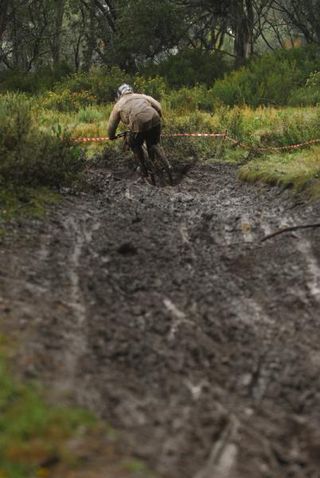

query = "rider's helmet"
[117,83,133,99]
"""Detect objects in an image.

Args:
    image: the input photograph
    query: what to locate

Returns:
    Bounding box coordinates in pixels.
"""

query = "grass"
[0,187,60,223]
[0,93,86,229]
[0,336,160,478]
[0,338,96,478]
[122,459,158,477]
[239,146,320,197]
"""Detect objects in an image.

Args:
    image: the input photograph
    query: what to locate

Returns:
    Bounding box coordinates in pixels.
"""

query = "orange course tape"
[73,133,320,152]
[74,137,110,143]
[162,133,227,137]
[74,132,228,143]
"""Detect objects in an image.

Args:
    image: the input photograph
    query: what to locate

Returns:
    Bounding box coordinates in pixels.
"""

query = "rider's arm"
[107,105,121,139]
[143,95,162,117]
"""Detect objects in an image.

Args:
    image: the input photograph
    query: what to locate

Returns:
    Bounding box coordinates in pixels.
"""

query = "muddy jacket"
[107,92,162,138]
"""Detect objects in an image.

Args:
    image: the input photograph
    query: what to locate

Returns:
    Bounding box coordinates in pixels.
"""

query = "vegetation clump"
[0,93,84,188]
[0,93,84,220]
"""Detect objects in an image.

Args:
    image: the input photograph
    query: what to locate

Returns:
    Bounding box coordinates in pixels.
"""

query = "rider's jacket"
[107,92,162,139]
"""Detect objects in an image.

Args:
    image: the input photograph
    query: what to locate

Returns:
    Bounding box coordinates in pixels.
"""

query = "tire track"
[2,162,320,477]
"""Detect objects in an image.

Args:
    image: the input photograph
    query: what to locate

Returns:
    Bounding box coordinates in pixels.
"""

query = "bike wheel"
[149,145,173,186]
[140,145,156,185]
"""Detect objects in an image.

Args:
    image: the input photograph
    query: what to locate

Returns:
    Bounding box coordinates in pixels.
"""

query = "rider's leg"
[133,147,148,177]
[128,132,148,176]
[146,124,172,170]
[145,124,160,158]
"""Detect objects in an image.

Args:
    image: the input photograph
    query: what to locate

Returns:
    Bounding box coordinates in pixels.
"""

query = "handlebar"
[115,131,130,139]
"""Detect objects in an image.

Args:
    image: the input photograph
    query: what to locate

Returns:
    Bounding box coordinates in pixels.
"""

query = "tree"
[50,0,66,65]
[273,0,320,44]
[113,0,184,70]
[0,0,10,42]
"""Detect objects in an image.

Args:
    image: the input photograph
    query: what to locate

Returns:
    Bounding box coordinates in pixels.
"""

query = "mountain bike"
[115,131,173,186]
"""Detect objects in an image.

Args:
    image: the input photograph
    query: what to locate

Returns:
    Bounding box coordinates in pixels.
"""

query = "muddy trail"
[1,159,320,478]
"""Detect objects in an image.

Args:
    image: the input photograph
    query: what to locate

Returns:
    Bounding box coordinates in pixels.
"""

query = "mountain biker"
[107,84,169,176]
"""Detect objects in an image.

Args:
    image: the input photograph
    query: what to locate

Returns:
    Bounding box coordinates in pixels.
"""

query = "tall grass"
[0,93,84,188]
[0,346,96,478]
[239,147,320,197]
[0,93,86,222]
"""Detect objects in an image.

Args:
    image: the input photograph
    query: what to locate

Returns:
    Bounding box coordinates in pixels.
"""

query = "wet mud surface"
[1,160,320,477]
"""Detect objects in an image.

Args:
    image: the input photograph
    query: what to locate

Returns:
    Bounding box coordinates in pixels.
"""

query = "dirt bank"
[1,159,320,477]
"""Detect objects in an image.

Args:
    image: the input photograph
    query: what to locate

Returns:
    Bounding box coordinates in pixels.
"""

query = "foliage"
[216,106,245,139]
[0,65,72,95]
[114,0,184,68]
[0,336,158,478]
[289,71,320,106]
[2,0,320,87]
[0,93,84,188]
[288,87,320,107]
[38,90,96,112]
[165,86,216,113]
[76,106,105,124]
[0,348,96,478]
[0,187,59,223]
[54,66,131,104]
[239,148,320,197]
[134,75,168,100]
[212,46,320,106]
[305,71,320,88]
[147,49,230,88]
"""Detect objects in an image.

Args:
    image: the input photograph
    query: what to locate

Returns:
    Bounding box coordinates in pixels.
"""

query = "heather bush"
[55,66,131,104]
[38,90,96,112]
[212,46,320,107]
[0,64,72,94]
[165,86,216,113]
[0,94,84,188]
[147,49,230,88]
[76,106,105,124]
[134,75,168,100]
[289,71,320,106]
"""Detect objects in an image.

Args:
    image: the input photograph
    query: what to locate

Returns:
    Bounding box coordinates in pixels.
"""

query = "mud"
[1,159,320,477]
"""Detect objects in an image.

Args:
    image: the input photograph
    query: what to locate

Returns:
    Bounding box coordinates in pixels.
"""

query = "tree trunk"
[0,0,10,42]
[51,0,66,65]
[82,5,96,71]
[232,0,254,68]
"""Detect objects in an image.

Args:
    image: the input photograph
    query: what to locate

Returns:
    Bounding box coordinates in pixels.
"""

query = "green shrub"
[0,93,84,188]
[147,49,230,88]
[212,45,320,107]
[56,67,169,104]
[165,87,202,112]
[0,64,72,94]
[212,67,258,106]
[0,348,97,478]
[76,106,105,123]
[289,71,320,106]
[162,110,225,162]
[239,148,320,196]
[55,66,131,104]
[133,75,168,100]
[216,106,245,140]
[271,109,320,146]
[38,90,96,112]
[165,85,216,113]
[289,87,320,106]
